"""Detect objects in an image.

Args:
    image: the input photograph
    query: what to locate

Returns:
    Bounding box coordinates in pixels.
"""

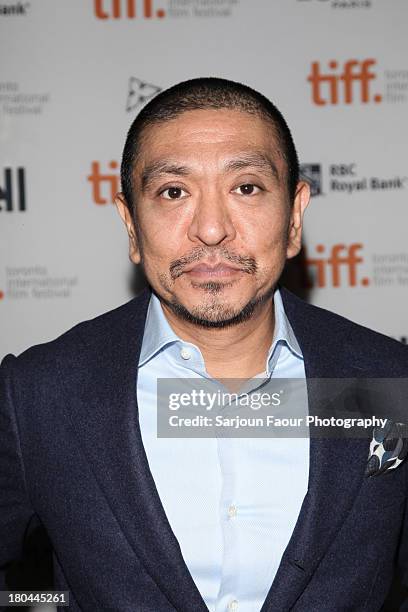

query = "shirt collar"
[270,287,303,360]
[138,287,303,368]
[138,292,180,367]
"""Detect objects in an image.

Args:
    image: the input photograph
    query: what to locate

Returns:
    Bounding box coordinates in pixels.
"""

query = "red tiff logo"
[307,59,382,105]
[87,161,119,205]
[94,0,166,19]
[305,244,370,288]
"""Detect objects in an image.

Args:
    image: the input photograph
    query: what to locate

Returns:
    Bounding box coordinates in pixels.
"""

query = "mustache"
[169,247,258,280]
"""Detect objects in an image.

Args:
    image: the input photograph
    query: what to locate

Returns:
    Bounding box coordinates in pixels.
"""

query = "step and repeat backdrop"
[1,0,407,358]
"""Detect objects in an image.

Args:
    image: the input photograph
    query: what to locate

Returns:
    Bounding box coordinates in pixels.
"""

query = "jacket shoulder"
[2,288,151,375]
[280,287,408,374]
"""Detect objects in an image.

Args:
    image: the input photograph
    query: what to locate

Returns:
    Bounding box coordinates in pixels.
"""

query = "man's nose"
[187,190,236,246]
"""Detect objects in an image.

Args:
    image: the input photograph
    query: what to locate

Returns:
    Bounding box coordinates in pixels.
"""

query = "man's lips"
[184,262,244,278]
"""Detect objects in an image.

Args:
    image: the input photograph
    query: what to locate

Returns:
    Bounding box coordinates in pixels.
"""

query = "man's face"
[116,108,309,326]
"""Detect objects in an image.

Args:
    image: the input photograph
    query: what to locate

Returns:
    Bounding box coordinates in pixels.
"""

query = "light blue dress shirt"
[137,288,309,612]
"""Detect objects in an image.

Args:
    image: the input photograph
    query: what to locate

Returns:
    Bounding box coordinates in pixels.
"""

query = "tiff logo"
[94,0,166,19]
[87,161,119,205]
[0,167,26,211]
[307,59,382,105]
[305,243,369,287]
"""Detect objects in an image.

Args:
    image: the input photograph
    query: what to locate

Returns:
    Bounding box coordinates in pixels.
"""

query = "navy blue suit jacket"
[1,286,408,611]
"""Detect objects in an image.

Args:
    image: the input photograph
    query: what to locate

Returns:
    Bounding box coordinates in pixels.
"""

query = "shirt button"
[180,348,191,360]
[227,504,237,518]
[228,601,238,611]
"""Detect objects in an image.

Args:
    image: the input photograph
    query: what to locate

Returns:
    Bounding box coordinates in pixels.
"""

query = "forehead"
[138,108,281,163]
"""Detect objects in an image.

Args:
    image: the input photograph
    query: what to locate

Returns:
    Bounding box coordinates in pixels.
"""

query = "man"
[1,77,407,611]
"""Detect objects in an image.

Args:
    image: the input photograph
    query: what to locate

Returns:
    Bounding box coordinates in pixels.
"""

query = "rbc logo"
[299,164,323,197]
[305,243,370,288]
[330,164,356,176]
[307,59,381,105]
[94,0,166,19]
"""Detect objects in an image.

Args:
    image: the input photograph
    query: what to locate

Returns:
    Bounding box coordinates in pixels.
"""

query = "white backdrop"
[1,0,408,359]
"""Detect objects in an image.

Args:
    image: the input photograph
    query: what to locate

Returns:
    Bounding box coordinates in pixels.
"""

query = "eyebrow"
[141,161,191,192]
[140,151,280,193]
[223,153,280,181]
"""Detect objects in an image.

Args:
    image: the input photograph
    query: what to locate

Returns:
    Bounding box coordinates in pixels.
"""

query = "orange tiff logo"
[87,161,119,205]
[305,243,370,288]
[307,59,382,105]
[94,0,166,19]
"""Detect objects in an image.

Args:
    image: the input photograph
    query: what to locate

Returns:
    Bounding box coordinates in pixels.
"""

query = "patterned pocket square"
[366,420,408,477]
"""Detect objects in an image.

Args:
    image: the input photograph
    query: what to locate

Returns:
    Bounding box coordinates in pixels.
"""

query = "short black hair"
[120,77,299,217]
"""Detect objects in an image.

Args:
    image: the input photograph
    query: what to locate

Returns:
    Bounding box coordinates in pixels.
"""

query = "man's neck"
[160,299,275,382]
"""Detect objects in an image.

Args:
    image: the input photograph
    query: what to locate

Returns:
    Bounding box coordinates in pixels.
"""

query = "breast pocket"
[354,463,407,512]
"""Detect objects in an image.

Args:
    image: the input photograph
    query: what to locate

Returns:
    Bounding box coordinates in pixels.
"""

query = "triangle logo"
[126,77,162,112]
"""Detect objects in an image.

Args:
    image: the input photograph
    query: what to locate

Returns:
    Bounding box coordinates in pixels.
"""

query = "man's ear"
[286,181,310,260]
[114,192,141,265]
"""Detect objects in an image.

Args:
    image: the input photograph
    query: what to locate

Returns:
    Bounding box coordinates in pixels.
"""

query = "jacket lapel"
[259,288,369,611]
[58,286,208,612]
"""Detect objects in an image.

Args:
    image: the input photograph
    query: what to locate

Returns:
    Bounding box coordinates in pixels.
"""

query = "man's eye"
[233,184,261,196]
[160,187,188,200]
